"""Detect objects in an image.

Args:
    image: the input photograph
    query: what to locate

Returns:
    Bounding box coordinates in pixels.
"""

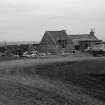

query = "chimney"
[90,28,94,36]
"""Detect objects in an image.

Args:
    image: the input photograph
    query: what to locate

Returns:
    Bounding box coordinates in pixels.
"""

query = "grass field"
[0,57,105,105]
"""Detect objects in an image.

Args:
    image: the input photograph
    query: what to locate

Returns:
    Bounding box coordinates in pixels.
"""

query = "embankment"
[0,57,105,105]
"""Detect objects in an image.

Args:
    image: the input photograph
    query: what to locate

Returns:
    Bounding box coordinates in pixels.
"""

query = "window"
[58,40,67,48]
[84,44,88,49]
[75,45,80,50]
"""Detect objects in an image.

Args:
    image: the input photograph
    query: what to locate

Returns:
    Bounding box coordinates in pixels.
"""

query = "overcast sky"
[0,0,104,41]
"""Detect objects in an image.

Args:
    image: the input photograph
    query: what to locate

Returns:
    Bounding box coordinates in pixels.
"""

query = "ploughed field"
[0,57,105,105]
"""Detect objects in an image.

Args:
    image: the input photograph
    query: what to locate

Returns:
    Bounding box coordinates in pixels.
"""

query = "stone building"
[39,30,74,54]
[69,29,102,51]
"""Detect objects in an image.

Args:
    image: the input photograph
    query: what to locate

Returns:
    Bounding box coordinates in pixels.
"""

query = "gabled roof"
[69,34,98,41]
[46,30,70,42]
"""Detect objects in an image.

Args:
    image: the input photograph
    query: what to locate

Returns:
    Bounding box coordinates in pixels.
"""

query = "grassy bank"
[0,58,105,105]
[34,59,105,101]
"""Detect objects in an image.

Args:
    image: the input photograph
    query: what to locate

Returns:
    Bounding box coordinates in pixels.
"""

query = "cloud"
[0,0,104,18]
[0,0,104,41]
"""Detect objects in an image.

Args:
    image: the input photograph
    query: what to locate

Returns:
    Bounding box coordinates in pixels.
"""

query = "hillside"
[0,57,105,105]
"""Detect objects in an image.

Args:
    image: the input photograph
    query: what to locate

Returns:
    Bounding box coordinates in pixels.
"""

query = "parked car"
[85,43,105,56]
[38,53,46,56]
[23,51,37,57]
[0,52,6,56]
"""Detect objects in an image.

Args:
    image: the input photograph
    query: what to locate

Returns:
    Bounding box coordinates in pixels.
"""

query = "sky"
[0,0,104,41]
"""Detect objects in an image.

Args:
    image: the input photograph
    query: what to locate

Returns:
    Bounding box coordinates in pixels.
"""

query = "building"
[39,30,74,54]
[69,29,102,51]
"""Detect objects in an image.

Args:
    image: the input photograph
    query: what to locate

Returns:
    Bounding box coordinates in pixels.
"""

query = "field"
[0,56,105,105]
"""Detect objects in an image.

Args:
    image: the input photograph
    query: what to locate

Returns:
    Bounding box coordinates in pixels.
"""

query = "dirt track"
[0,56,105,68]
[0,56,105,105]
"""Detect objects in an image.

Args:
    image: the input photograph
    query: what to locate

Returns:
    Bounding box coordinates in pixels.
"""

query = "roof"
[46,30,70,41]
[69,34,98,41]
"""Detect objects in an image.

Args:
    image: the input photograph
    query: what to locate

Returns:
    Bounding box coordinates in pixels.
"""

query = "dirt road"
[0,56,105,68]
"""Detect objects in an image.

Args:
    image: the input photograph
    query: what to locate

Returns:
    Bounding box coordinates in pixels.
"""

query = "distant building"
[39,30,74,54]
[69,29,102,51]
[0,41,40,55]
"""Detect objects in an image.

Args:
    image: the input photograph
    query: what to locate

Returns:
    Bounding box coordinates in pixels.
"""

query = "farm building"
[69,29,102,51]
[39,30,74,54]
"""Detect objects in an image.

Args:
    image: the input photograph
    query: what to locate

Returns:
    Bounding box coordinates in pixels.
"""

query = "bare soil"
[0,56,104,105]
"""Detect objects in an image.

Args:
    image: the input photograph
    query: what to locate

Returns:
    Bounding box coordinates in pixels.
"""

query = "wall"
[39,32,57,53]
